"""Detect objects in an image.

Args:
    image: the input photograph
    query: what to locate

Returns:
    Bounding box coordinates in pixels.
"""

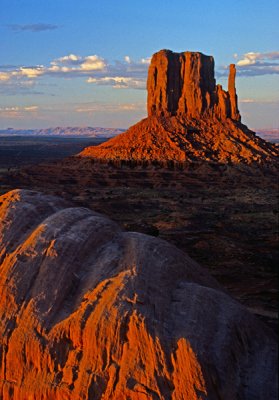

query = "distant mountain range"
[256,129,279,143]
[0,126,278,143]
[0,126,125,138]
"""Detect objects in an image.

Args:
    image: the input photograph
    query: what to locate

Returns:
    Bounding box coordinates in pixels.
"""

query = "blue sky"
[0,0,278,129]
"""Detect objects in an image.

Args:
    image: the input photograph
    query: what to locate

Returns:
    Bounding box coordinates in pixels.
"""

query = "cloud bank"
[0,101,145,123]
[235,51,279,76]
[1,50,278,97]
[0,105,38,118]
[0,53,150,94]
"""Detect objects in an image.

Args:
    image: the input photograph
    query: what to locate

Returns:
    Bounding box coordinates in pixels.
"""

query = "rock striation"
[0,189,277,399]
[79,49,278,164]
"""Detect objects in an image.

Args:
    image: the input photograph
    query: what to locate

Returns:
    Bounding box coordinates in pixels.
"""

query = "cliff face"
[147,50,240,121]
[0,189,277,399]
[79,49,278,164]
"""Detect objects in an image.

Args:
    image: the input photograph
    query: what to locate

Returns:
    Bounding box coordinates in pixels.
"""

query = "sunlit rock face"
[147,50,240,120]
[79,49,278,164]
[0,189,277,399]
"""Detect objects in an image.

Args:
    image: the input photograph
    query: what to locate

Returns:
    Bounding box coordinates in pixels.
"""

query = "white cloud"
[0,105,39,117]
[0,54,107,83]
[75,102,145,113]
[2,50,278,97]
[239,98,279,104]
[80,55,106,71]
[0,66,44,81]
[237,51,279,66]
[141,57,151,64]
[0,105,38,112]
[0,52,150,94]
[124,55,150,65]
[0,72,10,81]
[24,106,39,111]
[50,54,106,71]
[48,65,60,72]
[87,76,146,89]
[237,52,260,66]
[235,51,279,76]
[55,54,81,63]
[20,67,45,78]
[239,98,256,103]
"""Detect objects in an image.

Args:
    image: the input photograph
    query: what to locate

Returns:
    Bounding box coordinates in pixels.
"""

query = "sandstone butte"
[0,189,277,399]
[79,50,278,164]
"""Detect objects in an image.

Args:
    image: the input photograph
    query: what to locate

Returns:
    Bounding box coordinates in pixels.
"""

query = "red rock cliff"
[79,49,278,164]
[147,50,240,121]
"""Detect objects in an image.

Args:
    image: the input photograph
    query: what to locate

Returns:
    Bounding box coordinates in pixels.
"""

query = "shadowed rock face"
[79,49,278,164]
[0,189,277,399]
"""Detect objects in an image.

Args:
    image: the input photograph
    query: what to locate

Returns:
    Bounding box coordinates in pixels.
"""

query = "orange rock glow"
[79,49,278,164]
[0,190,277,399]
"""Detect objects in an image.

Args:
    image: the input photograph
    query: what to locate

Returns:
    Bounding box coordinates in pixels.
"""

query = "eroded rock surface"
[0,189,277,399]
[79,49,278,164]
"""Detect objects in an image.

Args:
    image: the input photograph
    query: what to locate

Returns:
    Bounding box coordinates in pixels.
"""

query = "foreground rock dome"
[0,189,277,399]
[79,49,278,164]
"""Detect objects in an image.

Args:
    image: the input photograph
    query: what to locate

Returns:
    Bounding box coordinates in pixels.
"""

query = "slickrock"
[0,189,277,399]
[79,49,278,164]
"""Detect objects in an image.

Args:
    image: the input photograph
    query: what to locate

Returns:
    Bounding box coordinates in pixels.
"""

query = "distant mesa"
[0,189,277,399]
[0,127,124,138]
[80,49,278,164]
[256,128,279,143]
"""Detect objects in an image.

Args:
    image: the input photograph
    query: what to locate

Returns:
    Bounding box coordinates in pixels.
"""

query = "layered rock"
[0,189,277,399]
[79,49,278,164]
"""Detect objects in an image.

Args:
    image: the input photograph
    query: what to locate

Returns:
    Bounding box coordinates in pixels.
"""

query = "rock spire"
[228,63,240,120]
